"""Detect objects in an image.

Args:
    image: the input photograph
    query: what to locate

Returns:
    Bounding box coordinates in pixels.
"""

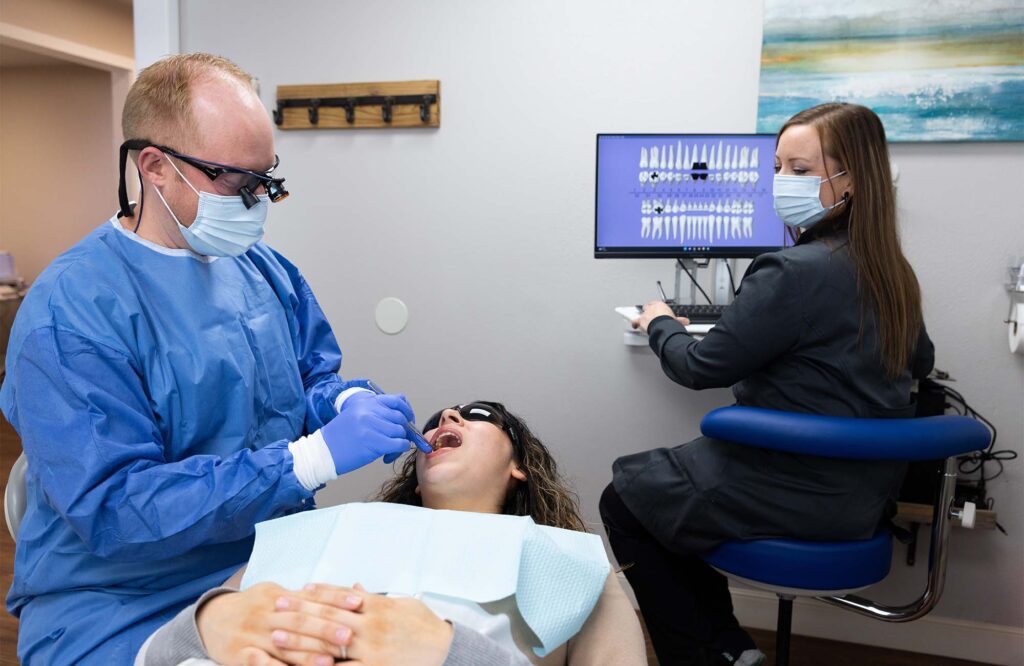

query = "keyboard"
[669,303,727,323]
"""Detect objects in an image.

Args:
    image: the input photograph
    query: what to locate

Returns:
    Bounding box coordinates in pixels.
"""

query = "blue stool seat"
[690,406,991,666]
[705,530,893,592]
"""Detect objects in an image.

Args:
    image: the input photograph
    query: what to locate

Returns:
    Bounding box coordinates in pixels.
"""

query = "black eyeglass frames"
[423,403,519,444]
[118,140,289,215]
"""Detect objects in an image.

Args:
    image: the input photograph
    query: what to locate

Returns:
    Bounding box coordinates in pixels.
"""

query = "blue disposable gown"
[1,218,366,664]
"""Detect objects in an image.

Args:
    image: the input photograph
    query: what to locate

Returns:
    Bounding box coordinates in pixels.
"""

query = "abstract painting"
[757,0,1024,141]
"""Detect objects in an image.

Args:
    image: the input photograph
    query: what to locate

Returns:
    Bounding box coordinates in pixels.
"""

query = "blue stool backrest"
[701,406,991,460]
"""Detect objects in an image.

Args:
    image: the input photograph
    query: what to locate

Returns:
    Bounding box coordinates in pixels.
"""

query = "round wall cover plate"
[375,297,408,335]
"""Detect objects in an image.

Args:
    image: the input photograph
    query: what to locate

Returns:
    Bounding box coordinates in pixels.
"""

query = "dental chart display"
[595,133,794,258]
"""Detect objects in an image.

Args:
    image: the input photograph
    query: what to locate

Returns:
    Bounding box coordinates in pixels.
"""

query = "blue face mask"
[154,155,269,257]
[773,170,847,229]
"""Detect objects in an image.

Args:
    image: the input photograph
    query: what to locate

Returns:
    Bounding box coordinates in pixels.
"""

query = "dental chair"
[5,452,27,541]
[698,406,990,666]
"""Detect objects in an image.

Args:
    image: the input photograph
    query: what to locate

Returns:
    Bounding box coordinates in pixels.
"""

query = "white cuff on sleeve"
[288,430,337,491]
[335,387,373,414]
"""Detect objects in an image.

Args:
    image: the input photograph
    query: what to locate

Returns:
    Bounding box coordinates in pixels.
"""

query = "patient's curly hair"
[373,400,587,532]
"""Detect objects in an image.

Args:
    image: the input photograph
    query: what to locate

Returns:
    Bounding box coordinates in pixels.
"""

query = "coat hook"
[382,97,394,123]
[344,98,355,123]
[308,98,321,124]
[273,102,284,125]
[419,96,431,123]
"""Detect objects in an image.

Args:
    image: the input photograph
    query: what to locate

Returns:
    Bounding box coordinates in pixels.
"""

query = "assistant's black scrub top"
[612,225,935,554]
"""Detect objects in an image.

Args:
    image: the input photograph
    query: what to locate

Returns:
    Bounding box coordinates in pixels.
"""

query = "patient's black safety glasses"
[118,139,289,217]
[423,402,519,445]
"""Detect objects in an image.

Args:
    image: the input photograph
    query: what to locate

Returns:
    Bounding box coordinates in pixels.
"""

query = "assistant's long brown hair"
[373,400,587,532]
[779,103,923,378]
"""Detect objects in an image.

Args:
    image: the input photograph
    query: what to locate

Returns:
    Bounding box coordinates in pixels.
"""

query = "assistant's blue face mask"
[773,170,847,229]
[154,155,269,257]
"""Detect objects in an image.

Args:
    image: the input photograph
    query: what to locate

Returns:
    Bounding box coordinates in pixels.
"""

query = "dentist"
[0,53,427,664]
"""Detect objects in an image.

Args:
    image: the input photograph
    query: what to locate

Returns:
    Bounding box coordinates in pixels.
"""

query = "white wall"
[176,0,1024,657]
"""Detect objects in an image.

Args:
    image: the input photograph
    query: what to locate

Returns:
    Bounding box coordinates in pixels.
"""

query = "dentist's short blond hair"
[122,53,256,150]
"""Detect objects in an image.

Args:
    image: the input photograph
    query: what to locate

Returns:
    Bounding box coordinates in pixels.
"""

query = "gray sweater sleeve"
[137,588,531,666]
[442,623,533,666]
[134,587,234,666]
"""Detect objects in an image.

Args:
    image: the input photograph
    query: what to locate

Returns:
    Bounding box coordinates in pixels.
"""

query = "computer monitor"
[594,133,794,259]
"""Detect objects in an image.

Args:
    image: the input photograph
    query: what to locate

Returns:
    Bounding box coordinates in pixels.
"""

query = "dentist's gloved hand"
[322,392,417,475]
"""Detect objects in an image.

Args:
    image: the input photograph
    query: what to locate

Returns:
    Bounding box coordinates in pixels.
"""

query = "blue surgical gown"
[0,218,366,664]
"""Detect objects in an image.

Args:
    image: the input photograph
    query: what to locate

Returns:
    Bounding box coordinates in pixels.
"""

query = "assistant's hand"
[322,392,417,475]
[196,582,357,666]
[293,583,453,666]
[632,301,688,333]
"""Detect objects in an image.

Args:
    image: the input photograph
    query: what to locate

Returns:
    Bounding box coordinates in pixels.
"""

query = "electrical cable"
[724,260,738,296]
[931,380,1017,536]
[941,384,1016,482]
[677,259,713,305]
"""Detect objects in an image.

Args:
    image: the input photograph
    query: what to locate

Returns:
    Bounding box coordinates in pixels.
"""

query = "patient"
[137,400,646,666]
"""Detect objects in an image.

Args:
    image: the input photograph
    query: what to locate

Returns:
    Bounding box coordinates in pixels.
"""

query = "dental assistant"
[0,53,427,665]
[600,103,935,666]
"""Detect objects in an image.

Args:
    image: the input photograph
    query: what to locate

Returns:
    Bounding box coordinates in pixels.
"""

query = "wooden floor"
[1,417,20,665]
[640,624,993,665]
[0,418,997,666]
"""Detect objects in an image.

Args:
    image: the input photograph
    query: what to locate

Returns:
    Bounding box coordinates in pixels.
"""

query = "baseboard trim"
[730,586,1024,666]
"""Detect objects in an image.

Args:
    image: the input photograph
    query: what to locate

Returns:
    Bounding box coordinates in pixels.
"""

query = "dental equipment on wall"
[273,80,440,129]
[1007,257,1024,355]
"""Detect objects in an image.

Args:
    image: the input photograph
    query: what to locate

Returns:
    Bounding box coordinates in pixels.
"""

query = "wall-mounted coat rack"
[274,80,440,130]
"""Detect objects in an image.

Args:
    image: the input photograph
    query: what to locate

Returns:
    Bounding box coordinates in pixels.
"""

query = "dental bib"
[241,502,610,656]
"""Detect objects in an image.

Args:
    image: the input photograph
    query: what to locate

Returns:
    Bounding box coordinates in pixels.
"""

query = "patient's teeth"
[641,216,651,238]
[731,215,741,238]
[671,215,679,239]
[676,141,683,170]
[640,147,648,169]
[653,216,664,239]
[743,216,753,238]
[731,146,740,170]
[750,146,759,169]
[740,146,750,169]
[639,171,649,188]
[667,145,675,173]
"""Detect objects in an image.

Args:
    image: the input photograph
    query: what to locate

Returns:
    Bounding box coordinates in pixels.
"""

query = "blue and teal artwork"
[757,0,1024,142]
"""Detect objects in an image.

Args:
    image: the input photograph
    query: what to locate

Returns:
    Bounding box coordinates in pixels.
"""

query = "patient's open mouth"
[429,429,462,452]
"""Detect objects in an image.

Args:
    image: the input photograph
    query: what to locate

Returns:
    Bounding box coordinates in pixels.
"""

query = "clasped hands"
[196,582,453,666]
